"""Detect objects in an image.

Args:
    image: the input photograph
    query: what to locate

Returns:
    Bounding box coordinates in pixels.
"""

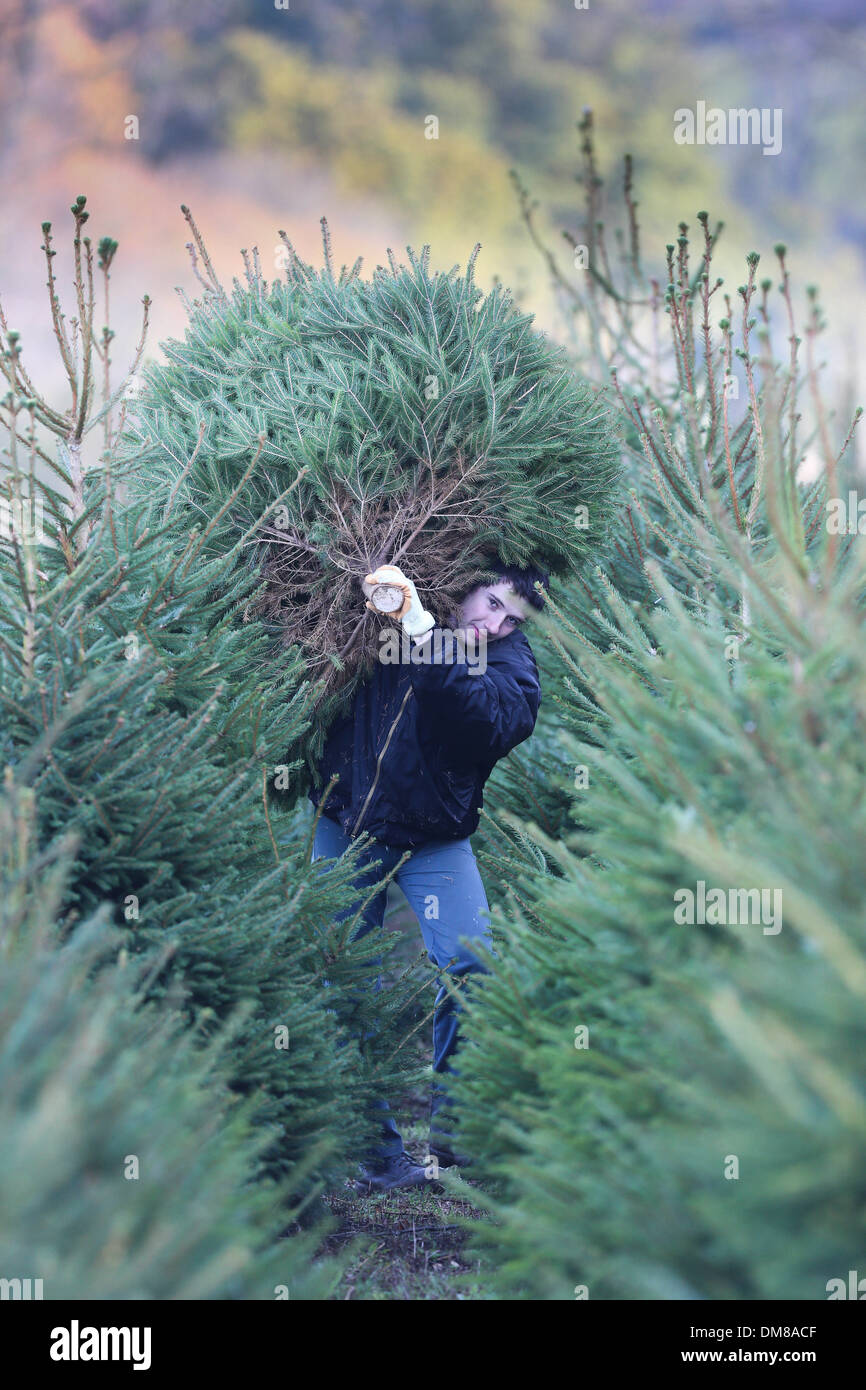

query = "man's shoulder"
[488,628,539,677]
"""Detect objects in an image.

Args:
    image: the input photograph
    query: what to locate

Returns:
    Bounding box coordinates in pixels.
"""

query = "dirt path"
[319,892,499,1299]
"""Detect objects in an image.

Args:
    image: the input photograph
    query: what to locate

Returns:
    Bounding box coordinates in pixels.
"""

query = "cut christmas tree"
[118,211,622,786]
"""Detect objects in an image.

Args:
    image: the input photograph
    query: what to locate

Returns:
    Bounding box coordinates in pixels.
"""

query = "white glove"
[363,564,435,638]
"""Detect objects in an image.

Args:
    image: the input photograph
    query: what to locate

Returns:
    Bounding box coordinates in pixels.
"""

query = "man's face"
[455,581,530,643]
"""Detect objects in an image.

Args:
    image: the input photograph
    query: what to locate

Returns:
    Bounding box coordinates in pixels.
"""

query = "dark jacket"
[308,626,542,848]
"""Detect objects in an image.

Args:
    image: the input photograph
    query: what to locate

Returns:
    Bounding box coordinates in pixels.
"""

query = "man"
[309,559,546,1191]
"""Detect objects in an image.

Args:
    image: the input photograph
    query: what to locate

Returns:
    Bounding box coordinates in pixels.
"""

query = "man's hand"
[364,564,435,638]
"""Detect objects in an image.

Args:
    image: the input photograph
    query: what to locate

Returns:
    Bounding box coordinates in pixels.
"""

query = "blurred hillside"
[0,0,863,411]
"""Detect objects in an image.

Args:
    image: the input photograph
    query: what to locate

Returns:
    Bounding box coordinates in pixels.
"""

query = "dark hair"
[490,563,550,613]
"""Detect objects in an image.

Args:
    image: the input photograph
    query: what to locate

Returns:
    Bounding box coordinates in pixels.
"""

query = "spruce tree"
[448,122,866,1300]
[0,198,429,1229]
[0,775,344,1300]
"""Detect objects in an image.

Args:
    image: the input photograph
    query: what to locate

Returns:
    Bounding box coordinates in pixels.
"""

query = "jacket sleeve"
[408,630,541,765]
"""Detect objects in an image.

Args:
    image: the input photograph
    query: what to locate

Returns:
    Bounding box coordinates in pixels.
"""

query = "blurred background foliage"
[0,0,863,406]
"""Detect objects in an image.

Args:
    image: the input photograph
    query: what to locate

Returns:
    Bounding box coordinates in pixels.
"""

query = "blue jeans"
[311,813,495,1164]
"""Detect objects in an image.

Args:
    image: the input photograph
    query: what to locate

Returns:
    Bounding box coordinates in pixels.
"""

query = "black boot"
[426,1143,474,1170]
[356,1150,429,1193]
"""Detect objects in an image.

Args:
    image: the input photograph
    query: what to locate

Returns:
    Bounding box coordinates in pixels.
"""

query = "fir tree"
[448,119,866,1300]
[0,774,345,1300]
[0,198,429,1226]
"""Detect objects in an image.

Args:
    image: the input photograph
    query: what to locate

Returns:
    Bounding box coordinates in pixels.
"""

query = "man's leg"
[395,836,495,1162]
[311,813,404,1164]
